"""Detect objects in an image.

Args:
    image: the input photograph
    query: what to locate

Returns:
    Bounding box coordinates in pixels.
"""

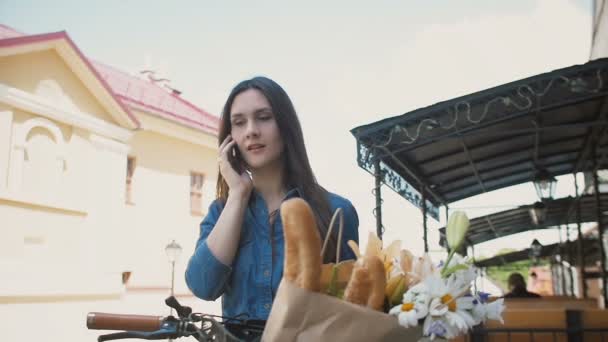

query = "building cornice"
[0,83,133,142]
[135,110,217,149]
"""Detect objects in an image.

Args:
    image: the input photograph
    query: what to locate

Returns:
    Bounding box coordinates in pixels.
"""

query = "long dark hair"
[216,76,337,262]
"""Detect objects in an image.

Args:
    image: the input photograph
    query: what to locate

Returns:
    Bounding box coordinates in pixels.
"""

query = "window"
[126,156,136,204]
[190,172,204,215]
[11,117,67,199]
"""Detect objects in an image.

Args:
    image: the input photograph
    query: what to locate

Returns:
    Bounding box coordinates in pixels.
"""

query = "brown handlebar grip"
[86,312,164,332]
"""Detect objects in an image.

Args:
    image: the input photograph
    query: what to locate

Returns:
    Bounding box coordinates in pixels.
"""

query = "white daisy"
[420,274,477,336]
[389,283,430,328]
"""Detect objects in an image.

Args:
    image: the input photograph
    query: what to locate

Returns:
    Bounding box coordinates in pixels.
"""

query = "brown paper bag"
[261,279,423,341]
[262,208,423,341]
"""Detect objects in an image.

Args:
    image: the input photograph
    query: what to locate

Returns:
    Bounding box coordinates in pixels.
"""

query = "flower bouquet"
[349,212,505,340]
[262,199,504,342]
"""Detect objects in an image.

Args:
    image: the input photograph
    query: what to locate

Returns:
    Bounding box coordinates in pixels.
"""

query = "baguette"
[281,198,322,292]
[364,255,386,310]
[343,261,371,306]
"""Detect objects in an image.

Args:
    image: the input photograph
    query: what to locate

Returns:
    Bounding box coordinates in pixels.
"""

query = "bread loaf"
[281,198,322,292]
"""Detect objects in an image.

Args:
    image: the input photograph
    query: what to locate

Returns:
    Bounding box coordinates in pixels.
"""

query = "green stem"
[441,248,457,277]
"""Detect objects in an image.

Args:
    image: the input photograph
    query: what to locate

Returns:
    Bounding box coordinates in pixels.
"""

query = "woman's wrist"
[227,188,251,204]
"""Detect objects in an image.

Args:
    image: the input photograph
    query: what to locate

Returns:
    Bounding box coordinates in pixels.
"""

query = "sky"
[0,0,595,259]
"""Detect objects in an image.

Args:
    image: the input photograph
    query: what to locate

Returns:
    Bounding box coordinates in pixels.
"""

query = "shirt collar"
[249,187,303,208]
[285,187,303,199]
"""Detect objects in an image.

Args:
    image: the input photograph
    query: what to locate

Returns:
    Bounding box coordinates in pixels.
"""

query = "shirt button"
[264,303,270,310]
[264,270,270,277]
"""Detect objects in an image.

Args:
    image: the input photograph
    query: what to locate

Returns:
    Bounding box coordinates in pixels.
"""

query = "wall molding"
[0,83,133,142]
[0,188,87,215]
[90,133,131,155]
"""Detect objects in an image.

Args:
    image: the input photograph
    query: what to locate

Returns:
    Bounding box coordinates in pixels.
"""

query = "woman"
[185,77,359,328]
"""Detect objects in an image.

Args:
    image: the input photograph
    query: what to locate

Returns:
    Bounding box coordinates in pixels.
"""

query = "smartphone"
[228,145,245,174]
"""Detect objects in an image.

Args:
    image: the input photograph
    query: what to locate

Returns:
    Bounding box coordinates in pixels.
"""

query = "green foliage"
[496,248,517,255]
[484,260,548,291]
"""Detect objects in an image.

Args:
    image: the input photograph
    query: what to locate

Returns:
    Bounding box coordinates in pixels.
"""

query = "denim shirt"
[185,188,359,320]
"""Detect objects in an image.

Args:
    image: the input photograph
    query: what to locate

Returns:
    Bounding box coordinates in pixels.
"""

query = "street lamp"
[529,201,547,226]
[532,168,557,200]
[529,239,543,265]
[165,240,182,297]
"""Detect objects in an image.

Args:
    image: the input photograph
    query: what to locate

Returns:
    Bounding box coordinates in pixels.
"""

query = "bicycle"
[86,296,265,342]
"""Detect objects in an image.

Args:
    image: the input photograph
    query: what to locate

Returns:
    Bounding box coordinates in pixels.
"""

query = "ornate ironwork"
[357,142,440,220]
[355,65,608,157]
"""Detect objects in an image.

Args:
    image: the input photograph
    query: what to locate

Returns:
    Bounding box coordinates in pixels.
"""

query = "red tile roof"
[0,24,219,135]
[0,24,23,39]
[93,61,219,134]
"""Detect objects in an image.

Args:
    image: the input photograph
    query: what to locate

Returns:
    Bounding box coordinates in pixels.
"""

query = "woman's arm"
[185,193,249,300]
[205,191,249,265]
[186,201,227,300]
[186,134,255,300]
[208,134,253,265]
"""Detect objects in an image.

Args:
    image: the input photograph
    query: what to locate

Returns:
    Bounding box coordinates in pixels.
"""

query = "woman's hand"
[219,135,253,199]
[204,135,253,267]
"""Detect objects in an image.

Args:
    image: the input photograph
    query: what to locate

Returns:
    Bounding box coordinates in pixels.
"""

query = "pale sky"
[0,0,594,258]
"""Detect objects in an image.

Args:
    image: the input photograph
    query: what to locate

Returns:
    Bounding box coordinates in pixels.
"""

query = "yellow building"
[0,24,221,341]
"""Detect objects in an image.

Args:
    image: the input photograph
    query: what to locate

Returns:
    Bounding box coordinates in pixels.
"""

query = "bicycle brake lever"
[165,296,192,318]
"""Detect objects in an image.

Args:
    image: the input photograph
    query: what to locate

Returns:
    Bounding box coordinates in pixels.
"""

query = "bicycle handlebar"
[87,312,165,332]
[87,296,264,341]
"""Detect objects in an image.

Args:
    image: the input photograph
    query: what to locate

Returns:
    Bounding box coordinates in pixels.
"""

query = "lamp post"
[164,240,182,342]
[165,240,182,297]
[529,239,543,265]
[529,201,547,226]
[533,168,557,201]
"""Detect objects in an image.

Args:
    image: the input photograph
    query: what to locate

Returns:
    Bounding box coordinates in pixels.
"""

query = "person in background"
[504,272,541,298]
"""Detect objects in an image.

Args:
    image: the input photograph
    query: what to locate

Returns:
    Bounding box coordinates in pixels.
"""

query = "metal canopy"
[438,193,608,247]
[474,237,601,269]
[351,58,608,219]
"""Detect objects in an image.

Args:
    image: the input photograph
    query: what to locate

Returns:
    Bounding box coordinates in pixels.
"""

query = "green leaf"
[441,264,469,278]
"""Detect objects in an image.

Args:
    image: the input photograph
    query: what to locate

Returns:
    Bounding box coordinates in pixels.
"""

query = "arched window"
[10,117,67,197]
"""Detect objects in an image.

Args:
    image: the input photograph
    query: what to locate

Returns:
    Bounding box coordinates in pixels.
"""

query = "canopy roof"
[351,58,608,219]
[438,193,608,247]
[474,237,601,269]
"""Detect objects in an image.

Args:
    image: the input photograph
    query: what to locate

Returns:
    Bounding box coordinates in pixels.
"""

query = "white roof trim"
[0,82,133,142]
